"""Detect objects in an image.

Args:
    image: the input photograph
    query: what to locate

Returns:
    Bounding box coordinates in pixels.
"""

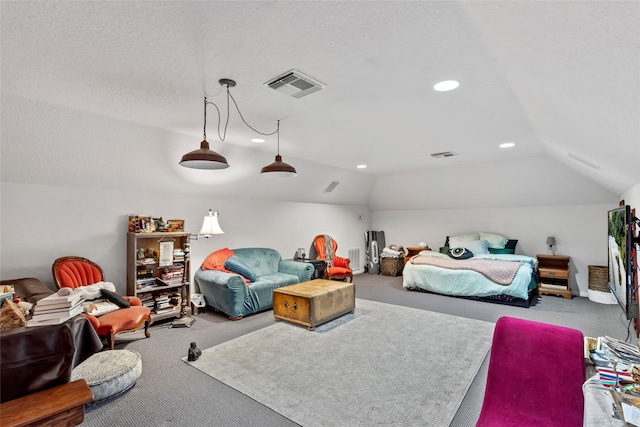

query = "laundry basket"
[380,257,404,276]
[588,265,615,304]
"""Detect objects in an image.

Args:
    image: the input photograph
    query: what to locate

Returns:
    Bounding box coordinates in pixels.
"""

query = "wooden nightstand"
[405,246,430,265]
[537,254,571,299]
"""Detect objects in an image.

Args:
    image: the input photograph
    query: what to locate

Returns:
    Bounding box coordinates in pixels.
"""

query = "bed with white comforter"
[402,251,538,304]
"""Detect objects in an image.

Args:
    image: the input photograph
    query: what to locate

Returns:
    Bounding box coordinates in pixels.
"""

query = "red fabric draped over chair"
[312,235,353,282]
[52,256,151,350]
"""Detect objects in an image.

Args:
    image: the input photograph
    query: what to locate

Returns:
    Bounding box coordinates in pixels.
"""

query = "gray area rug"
[183,298,494,426]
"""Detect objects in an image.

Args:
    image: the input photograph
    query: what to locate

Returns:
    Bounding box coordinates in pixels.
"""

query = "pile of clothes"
[381,245,405,259]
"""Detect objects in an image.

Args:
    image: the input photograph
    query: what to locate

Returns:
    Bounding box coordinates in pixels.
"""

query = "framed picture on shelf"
[166,220,184,232]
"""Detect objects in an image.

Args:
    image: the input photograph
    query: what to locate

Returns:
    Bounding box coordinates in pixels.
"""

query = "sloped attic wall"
[369,155,618,211]
[1,94,376,206]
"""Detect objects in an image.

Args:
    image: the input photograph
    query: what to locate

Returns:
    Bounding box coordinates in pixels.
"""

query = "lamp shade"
[179,140,229,170]
[260,155,298,177]
[546,236,556,246]
[199,210,224,235]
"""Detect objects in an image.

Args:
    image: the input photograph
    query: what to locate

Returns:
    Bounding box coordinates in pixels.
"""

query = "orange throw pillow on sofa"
[202,248,235,271]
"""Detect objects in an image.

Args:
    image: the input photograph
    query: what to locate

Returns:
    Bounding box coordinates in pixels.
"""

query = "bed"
[402,232,538,307]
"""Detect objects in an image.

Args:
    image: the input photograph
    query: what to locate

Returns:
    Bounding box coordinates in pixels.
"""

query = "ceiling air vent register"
[265,69,326,98]
[430,151,459,158]
[323,181,340,193]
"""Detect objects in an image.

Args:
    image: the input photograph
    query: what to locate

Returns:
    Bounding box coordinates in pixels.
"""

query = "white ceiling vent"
[323,181,340,193]
[430,151,459,158]
[265,69,325,98]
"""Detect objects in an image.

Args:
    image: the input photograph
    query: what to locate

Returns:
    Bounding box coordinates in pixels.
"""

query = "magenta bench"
[477,316,585,426]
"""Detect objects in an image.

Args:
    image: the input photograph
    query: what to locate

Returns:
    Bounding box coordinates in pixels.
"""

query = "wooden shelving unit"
[127,232,191,323]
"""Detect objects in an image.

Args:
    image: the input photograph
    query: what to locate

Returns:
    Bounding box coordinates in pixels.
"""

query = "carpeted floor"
[184,299,494,427]
[80,274,631,426]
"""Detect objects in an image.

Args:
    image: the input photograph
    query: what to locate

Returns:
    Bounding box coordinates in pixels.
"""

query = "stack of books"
[139,292,155,310]
[160,264,184,285]
[27,291,84,327]
[154,293,173,314]
[173,249,185,263]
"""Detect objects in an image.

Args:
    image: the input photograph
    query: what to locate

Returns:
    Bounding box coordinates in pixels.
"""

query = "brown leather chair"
[52,256,151,350]
[311,235,353,282]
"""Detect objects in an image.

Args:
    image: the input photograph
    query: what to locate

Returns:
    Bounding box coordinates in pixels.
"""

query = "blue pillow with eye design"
[448,247,474,260]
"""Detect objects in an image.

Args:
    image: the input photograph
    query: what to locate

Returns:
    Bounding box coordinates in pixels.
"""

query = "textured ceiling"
[2,1,638,194]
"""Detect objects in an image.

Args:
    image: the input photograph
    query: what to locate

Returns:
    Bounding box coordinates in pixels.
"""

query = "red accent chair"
[52,256,151,350]
[311,234,353,282]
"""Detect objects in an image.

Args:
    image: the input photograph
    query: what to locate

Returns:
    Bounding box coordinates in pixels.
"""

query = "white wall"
[0,182,370,295]
[371,203,613,296]
[622,182,640,218]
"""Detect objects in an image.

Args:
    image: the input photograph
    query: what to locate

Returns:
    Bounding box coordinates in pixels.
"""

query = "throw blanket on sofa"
[323,235,334,267]
[411,256,523,285]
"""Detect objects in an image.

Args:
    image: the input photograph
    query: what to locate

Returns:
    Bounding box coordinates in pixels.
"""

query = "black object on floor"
[187,342,202,361]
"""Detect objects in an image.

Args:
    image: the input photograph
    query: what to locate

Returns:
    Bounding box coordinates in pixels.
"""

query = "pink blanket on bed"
[410,256,523,285]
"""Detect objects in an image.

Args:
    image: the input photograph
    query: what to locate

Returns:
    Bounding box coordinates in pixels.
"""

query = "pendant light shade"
[261,155,297,177]
[199,209,224,235]
[179,140,229,170]
[261,120,297,177]
[180,93,231,170]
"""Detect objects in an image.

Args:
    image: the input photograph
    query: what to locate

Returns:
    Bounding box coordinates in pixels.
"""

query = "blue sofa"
[194,248,314,320]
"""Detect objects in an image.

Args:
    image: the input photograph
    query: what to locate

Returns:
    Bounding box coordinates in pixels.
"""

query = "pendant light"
[180,79,281,171]
[261,120,297,177]
[179,96,229,169]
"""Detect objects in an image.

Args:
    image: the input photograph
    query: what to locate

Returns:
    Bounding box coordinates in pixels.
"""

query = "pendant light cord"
[203,85,278,142]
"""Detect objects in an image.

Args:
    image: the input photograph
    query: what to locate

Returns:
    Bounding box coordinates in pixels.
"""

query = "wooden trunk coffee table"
[273,279,355,330]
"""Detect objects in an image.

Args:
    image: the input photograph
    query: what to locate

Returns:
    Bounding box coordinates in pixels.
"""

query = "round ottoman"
[71,349,142,403]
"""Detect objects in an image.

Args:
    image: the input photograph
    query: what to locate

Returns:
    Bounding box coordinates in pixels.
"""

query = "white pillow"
[479,232,508,249]
[449,236,478,249]
[449,233,479,242]
[466,239,490,254]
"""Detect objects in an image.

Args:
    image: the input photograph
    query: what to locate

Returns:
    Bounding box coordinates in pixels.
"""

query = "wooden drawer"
[273,279,355,330]
[539,267,569,279]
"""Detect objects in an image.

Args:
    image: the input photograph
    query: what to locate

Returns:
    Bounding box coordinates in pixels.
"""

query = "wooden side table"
[537,254,571,299]
[405,246,430,265]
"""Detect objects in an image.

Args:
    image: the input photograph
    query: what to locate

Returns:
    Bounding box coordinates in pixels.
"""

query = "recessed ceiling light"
[251,138,265,143]
[434,80,459,92]
[499,142,515,148]
[357,164,367,169]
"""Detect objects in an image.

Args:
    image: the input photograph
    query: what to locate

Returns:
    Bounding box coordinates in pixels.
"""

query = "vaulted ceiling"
[2,1,638,200]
